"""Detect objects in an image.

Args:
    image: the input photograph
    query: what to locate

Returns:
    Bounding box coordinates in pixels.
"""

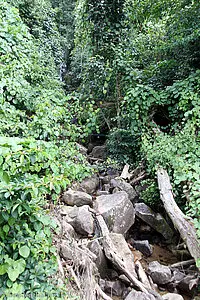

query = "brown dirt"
[139,244,179,270]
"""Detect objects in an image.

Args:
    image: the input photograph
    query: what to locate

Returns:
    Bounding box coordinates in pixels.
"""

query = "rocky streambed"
[51,145,200,300]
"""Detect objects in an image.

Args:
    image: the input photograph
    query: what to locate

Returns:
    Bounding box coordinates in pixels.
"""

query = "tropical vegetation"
[0,0,199,297]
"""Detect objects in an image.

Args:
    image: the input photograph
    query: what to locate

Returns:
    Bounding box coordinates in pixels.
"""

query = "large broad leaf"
[10,282,24,294]
[7,259,26,282]
[3,225,9,233]
[19,246,30,258]
[15,259,26,274]
[7,269,20,282]
[0,264,8,275]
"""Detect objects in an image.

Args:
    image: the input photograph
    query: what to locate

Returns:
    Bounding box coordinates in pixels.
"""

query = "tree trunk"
[157,168,200,267]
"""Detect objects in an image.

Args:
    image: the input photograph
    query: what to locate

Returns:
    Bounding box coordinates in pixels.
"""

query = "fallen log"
[95,214,149,293]
[157,168,200,267]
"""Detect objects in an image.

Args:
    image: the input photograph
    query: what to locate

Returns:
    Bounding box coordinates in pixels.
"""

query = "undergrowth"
[0,1,96,298]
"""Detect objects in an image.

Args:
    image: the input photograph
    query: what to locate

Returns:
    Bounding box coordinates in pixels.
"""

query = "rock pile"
[52,170,199,300]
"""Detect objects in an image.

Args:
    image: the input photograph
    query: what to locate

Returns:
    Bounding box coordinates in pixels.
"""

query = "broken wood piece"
[95,284,113,300]
[147,274,156,291]
[157,168,200,268]
[129,162,145,180]
[171,259,195,268]
[175,242,186,250]
[135,261,152,290]
[88,157,104,162]
[130,171,146,185]
[66,265,81,290]
[95,214,149,293]
[102,235,149,293]
[120,164,131,180]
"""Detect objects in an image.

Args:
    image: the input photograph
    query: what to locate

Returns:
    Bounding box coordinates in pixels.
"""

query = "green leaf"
[6,279,13,288]
[0,157,3,165]
[19,246,30,258]
[0,264,8,275]
[8,269,20,282]
[3,225,10,233]
[15,259,26,274]
[103,89,107,95]
[2,172,10,184]
[10,282,24,294]
[7,258,26,282]
[196,258,200,268]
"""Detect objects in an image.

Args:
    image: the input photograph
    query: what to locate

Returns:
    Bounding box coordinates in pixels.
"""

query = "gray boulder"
[96,190,110,196]
[177,274,199,295]
[87,239,108,277]
[94,191,135,234]
[135,203,174,240]
[76,143,87,156]
[90,145,106,159]
[60,239,74,260]
[125,290,156,300]
[60,205,94,236]
[61,220,77,238]
[166,269,185,293]
[99,279,126,297]
[148,261,172,285]
[129,239,152,257]
[171,269,185,283]
[78,175,99,194]
[62,189,93,207]
[162,293,183,300]
[110,177,137,202]
[103,183,111,192]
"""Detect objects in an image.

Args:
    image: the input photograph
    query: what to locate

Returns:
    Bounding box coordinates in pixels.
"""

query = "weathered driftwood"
[147,274,156,291]
[60,233,107,300]
[129,162,145,180]
[175,242,186,250]
[95,214,149,293]
[120,164,131,180]
[135,261,152,290]
[171,259,195,269]
[130,171,146,185]
[157,168,200,266]
[120,163,146,184]
[66,265,81,290]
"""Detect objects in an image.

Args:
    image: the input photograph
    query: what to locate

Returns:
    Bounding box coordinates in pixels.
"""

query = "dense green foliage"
[74,0,200,266]
[0,137,90,298]
[1,0,200,294]
[0,0,97,297]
